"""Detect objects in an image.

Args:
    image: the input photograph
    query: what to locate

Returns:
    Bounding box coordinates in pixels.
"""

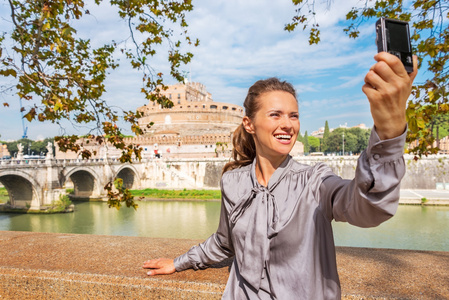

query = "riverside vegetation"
[0,187,8,203]
[130,188,221,201]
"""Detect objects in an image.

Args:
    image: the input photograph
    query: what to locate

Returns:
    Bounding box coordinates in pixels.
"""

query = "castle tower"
[137,82,244,137]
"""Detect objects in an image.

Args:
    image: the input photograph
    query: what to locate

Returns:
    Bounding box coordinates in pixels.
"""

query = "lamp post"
[342,133,345,156]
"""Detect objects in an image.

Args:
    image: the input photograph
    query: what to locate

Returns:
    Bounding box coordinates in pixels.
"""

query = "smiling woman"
[143,61,417,299]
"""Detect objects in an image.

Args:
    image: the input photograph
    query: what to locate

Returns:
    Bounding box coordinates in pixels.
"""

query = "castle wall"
[126,133,234,159]
[138,102,244,135]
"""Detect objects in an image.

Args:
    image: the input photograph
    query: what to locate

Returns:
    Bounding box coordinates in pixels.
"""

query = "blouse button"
[373,153,381,160]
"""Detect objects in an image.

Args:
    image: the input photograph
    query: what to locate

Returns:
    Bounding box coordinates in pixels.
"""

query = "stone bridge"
[1,154,448,210]
[0,157,210,210]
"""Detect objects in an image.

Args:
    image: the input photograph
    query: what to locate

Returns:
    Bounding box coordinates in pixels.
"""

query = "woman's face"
[243,90,300,161]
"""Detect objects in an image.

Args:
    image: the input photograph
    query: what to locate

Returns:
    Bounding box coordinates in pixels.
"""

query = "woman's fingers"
[142,258,176,276]
[373,52,418,84]
[374,52,409,80]
[364,53,408,92]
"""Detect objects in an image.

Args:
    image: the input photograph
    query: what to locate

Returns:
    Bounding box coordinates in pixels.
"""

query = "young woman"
[143,52,418,299]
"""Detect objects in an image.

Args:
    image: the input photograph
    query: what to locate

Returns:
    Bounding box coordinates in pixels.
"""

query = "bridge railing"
[0,159,47,166]
[0,157,145,168]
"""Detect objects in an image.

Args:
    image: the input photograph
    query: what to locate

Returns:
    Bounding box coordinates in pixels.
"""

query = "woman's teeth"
[274,134,291,140]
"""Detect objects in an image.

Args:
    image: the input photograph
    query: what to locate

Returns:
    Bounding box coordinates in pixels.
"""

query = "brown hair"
[222,77,297,173]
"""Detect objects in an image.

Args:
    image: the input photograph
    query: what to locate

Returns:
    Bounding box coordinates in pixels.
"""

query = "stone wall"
[401,155,449,189]
[164,155,449,190]
[300,155,449,189]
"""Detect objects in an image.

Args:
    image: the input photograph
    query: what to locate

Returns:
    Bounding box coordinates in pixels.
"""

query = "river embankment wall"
[165,155,449,190]
[0,231,448,299]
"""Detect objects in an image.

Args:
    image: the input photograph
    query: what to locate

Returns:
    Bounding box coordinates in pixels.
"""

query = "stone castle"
[130,82,244,158]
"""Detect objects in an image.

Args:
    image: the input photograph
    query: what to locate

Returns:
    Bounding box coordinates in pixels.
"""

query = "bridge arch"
[0,170,41,208]
[63,167,102,199]
[115,165,141,189]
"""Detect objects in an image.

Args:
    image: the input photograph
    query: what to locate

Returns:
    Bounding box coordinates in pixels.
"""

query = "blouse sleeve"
[174,176,235,271]
[319,127,407,228]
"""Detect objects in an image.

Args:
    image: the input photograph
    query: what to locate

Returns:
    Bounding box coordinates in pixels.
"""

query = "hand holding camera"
[362,18,418,140]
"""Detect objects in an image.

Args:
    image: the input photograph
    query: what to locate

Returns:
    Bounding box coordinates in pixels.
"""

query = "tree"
[347,127,371,154]
[0,0,197,162]
[303,130,310,154]
[307,135,320,152]
[4,137,54,157]
[326,128,357,154]
[322,120,330,153]
[429,110,449,143]
[324,129,341,154]
[344,131,358,154]
[286,0,449,158]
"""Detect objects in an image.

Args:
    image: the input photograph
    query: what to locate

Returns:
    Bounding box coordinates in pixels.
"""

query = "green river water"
[0,201,448,251]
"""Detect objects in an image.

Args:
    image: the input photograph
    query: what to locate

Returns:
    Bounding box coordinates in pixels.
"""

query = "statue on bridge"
[17,143,24,160]
[46,142,53,159]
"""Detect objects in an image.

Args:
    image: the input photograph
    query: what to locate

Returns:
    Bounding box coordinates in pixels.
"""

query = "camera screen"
[387,21,410,52]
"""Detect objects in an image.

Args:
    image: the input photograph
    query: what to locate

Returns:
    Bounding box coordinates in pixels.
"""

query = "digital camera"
[376,17,413,73]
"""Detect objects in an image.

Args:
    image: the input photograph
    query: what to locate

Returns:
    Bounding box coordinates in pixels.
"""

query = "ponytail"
[223,124,256,173]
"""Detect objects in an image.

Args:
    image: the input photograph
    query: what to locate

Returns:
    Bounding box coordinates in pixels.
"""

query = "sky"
[0,0,427,141]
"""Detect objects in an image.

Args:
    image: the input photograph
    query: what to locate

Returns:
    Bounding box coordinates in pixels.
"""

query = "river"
[0,200,448,252]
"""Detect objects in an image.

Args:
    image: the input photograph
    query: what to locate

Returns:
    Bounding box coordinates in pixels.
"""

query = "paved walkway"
[1,231,448,299]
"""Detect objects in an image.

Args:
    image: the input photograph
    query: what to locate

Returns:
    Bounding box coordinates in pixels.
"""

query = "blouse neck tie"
[229,156,292,293]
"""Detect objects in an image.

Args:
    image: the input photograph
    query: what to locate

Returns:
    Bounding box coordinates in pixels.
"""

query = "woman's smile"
[273,133,293,144]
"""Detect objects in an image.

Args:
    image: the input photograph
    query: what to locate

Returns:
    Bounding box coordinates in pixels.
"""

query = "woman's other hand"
[142,258,176,276]
[363,52,418,140]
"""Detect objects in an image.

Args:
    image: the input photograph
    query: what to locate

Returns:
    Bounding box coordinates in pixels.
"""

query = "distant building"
[408,135,449,155]
[137,82,244,137]
[0,143,11,159]
[439,136,449,155]
[132,81,244,158]
[352,123,370,130]
[310,127,325,138]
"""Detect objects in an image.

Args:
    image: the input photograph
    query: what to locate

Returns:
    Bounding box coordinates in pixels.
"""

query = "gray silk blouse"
[174,128,406,299]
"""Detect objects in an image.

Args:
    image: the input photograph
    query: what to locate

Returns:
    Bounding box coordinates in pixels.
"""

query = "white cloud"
[334,74,365,89]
